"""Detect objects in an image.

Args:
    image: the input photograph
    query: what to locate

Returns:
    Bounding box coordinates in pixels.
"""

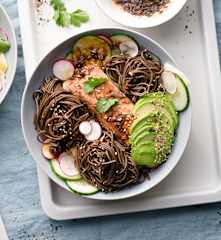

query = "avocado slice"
[131,110,175,168]
[137,102,175,129]
[130,111,155,135]
[132,130,156,147]
[132,141,156,167]
[133,92,167,113]
[133,92,178,128]
[131,122,155,142]
[134,97,178,129]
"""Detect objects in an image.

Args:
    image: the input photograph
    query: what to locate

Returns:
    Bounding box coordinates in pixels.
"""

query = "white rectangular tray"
[18,0,221,220]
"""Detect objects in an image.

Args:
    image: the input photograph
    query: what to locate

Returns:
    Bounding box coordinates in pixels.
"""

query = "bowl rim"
[95,0,187,29]
[21,27,191,201]
[0,4,17,104]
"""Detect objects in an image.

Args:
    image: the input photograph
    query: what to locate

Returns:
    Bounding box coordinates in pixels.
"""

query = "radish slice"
[42,143,54,160]
[111,34,139,57]
[119,40,138,57]
[53,60,75,80]
[85,120,102,141]
[59,152,79,177]
[162,71,177,94]
[79,121,92,135]
[164,63,189,85]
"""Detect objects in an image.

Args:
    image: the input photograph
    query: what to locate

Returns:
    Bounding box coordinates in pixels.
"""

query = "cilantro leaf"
[53,9,70,27]
[96,98,119,113]
[70,9,89,27]
[50,0,66,11]
[84,77,107,94]
[50,0,89,28]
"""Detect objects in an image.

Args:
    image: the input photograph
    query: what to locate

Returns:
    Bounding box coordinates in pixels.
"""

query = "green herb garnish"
[84,77,107,94]
[50,0,66,11]
[50,0,89,28]
[96,98,119,113]
[70,9,90,27]
[53,9,70,27]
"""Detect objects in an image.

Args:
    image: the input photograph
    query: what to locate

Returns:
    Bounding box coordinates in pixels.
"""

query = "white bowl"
[21,28,191,200]
[0,4,17,104]
[95,0,187,28]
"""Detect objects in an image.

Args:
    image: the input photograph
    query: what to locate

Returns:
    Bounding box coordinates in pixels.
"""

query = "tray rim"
[18,0,221,220]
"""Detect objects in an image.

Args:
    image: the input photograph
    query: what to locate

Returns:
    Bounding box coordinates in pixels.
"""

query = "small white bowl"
[0,4,17,104]
[95,0,187,29]
[21,28,191,200]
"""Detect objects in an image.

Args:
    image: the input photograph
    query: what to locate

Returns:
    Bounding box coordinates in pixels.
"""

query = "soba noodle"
[105,50,164,103]
[75,131,139,192]
[33,78,92,154]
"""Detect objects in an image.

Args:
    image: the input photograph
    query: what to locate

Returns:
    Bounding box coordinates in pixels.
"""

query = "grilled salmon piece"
[64,65,134,143]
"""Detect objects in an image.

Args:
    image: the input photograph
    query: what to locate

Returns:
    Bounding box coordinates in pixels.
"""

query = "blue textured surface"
[1,0,221,239]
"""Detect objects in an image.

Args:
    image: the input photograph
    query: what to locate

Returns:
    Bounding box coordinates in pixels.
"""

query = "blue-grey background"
[0,0,221,239]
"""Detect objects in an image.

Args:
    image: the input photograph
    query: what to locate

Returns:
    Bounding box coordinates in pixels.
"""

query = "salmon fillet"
[64,65,134,143]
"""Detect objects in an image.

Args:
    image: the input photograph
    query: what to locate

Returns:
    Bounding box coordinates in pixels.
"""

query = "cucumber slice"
[172,75,190,112]
[51,159,81,181]
[73,35,111,63]
[111,34,139,57]
[66,179,99,195]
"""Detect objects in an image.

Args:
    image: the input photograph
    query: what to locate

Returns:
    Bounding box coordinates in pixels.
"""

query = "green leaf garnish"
[53,9,70,27]
[84,77,107,94]
[96,98,119,113]
[50,0,89,28]
[50,0,66,11]
[70,9,90,27]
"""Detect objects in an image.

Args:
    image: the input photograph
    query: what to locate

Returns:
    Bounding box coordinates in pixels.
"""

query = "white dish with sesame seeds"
[95,0,187,29]
[21,28,191,200]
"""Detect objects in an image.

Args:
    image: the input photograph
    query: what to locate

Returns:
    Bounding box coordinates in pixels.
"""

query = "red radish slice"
[53,60,75,80]
[79,121,92,135]
[59,152,79,177]
[85,120,102,141]
[98,35,112,46]
[42,143,54,160]
[119,40,138,57]
[162,71,177,94]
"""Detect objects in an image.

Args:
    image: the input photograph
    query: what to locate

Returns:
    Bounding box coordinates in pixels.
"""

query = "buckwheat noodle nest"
[33,78,92,153]
[113,0,170,16]
[105,50,164,103]
[75,131,139,192]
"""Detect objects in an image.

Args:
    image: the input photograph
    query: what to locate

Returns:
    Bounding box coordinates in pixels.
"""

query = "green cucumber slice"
[51,159,81,181]
[66,179,99,195]
[73,35,111,63]
[172,75,190,112]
